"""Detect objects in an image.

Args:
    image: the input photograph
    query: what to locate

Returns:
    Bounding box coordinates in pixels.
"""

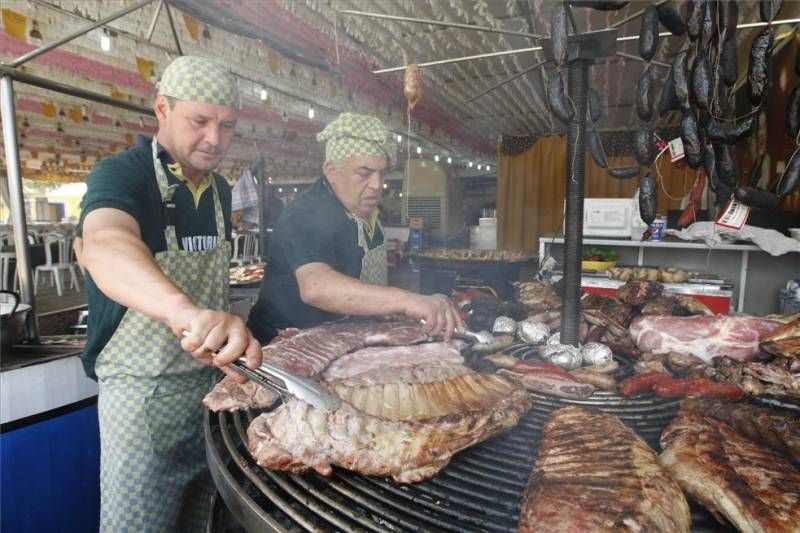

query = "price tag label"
[715,196,750,230]
[668,138,685,162]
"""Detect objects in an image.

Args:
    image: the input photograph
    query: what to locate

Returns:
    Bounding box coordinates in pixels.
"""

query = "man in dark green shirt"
[79,134,235,378]
[79,56,261,532]
[248,112,463,342]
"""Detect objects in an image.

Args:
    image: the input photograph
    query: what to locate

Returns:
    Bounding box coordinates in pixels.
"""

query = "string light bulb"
[416,146,422,155]
[382,183,388,189]
[447,156,452,164]
[100,29,111,52]
[434,154,440,162]
[468,161,473,168]
[260,88,268,101]
[477,164,482,170]
[487,165,492,172]
[29,20,42,40]
[307,106,315,119]
[396,134,402,143]
[278,187,283,193]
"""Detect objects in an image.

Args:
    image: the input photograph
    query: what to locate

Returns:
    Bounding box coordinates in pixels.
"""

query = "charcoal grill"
[205,342,731,532]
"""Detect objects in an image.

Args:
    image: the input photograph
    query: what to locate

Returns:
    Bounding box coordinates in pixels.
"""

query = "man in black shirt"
[248,112,462,341]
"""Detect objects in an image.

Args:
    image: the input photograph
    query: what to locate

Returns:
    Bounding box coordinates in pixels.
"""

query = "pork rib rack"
[660,411,800,533]
[247,372,530,483]
[519,406,690,533]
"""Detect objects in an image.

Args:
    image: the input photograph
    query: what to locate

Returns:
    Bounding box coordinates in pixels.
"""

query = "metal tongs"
[418,319,495,345]
[182,331,340,410]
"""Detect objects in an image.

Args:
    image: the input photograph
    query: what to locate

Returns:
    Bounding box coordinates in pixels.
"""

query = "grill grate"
[205,343,733,532]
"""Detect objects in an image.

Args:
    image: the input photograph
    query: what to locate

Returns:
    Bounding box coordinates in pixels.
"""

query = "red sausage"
[619,372,674,397]
[654,378,745,400]
[512,360,578,381]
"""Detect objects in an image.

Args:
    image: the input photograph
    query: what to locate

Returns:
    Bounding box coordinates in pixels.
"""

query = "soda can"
[649,216,667,241]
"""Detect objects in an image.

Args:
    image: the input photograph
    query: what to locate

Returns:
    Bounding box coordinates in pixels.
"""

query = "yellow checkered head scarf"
[317,112,397,165]
[157,55,240,109]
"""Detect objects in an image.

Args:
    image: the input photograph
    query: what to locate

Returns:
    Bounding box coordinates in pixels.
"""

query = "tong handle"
[180,330,290,399]
[230,359,291,398]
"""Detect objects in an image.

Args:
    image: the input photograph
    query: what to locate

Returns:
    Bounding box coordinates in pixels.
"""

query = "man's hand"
[169,306,262,383]
[402,293,465,340]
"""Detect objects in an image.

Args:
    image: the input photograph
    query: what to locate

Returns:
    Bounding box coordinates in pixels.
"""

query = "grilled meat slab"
[630,315,781,363]
[707,356,800,400]
[203,376,279,412]
[660,411,800,533]
[580,293,636,327]
[262,321,429,376]
[519,406,690,533]
[681,398,800,465]
[247,372,531,483]
[328,362,470,388]
[321,340,465,382]
[761,317,800,357]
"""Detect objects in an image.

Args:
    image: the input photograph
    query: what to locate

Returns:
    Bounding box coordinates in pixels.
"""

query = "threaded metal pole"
[560,59,590,346]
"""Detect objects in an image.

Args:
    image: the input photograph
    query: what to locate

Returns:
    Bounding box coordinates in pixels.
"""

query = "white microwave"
[582,198,633,237]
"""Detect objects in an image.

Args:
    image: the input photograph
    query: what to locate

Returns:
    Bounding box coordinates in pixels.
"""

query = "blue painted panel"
[1,403,100,533]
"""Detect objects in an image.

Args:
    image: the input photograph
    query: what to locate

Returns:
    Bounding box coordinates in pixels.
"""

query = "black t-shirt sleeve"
[280,207,340,272]
[80,156,148,228]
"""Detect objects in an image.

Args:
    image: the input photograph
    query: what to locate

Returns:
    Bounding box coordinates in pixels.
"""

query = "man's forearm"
[298,264,412,317]
[82,227,195,322]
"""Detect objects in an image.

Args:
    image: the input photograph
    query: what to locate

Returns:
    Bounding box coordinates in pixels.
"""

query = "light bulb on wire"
[396,134,402,143]
[447,157,452,164]
[468,161,473,168]
[100,29,111,52]
[416,146,422,155]
[434,155,440,162]
[260,88,268,101]
[307,106,315,120]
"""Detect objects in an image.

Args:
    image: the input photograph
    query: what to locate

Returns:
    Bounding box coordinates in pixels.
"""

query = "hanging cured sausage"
[404,64,422,110]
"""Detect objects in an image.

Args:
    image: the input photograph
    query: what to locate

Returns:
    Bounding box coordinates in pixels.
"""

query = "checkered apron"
[95,138,231,532]
[351,214,387,285]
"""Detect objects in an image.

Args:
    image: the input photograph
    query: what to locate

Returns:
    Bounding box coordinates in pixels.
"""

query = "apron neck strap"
[152,137,227,251]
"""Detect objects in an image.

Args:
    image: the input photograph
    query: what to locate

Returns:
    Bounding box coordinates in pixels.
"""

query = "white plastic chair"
[34,234,80,296]
[230,232,248,266]
[0,252,18,291]
[242,232,259,264]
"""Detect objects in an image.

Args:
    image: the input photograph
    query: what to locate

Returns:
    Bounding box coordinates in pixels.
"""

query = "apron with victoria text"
[95,138,231,532]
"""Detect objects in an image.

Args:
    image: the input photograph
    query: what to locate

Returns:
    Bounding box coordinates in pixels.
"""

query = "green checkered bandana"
[157,56,240,109]
[317,112,396,165]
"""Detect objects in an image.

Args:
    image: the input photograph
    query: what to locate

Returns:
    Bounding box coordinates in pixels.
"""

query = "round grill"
[205,343,731,532]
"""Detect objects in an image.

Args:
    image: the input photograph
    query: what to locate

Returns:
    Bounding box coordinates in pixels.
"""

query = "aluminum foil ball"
[492,316,517,335]
[517,319,550,345]
[543,344,583,370]
[581,342,614,366]
[546,332,561,346]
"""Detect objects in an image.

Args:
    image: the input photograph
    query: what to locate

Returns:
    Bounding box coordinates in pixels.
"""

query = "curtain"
[497,134,697,251]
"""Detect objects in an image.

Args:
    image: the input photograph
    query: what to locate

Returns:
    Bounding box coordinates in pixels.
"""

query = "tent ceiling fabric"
[1,0,797,184]
[189,0,796,138]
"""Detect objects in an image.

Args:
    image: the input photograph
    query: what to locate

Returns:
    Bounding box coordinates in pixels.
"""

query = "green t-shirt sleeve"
[80,156,148,227]
[280,207,339,272]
